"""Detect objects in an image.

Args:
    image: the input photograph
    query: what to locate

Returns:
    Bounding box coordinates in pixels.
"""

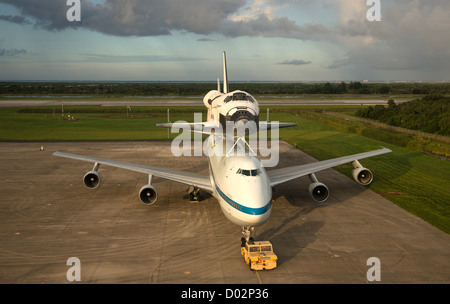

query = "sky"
[0,0,449,82]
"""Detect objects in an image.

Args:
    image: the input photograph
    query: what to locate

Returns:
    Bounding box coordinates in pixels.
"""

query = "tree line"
[355,95,450,136]
[1,81,450,96]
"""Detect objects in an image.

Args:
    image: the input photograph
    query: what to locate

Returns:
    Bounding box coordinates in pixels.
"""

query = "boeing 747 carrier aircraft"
[54,52,391,244]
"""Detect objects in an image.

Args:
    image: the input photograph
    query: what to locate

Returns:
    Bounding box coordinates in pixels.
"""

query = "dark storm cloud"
[0,0,328,39]
[0,0,76,30]
[219,14,329,40]
[0,0,246,35]
[80,0,248,36]
[1,0,449,76]
[0,14,31,25]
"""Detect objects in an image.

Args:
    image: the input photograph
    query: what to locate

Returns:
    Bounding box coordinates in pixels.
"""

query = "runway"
[0,141,449,283]
[0,97,410,108]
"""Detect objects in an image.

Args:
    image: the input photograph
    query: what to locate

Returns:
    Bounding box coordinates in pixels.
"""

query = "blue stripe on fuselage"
[215,183,272,215]
[208,159,272,216]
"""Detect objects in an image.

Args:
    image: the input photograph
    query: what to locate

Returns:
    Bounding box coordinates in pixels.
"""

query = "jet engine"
[83,170,101,189]
[308,173,329,202]
[352,160,373,185]
[308,182,329,202]
[139,184,158,205]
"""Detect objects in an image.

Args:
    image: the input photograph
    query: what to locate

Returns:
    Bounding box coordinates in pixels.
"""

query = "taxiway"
[0,141,449,283]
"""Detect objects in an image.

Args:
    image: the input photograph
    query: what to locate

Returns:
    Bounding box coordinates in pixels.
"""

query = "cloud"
[0,0,247,35]
[0,14,31,25]
[1,0,449,78]
[197,38,215,42]
[228,0,288,22]
[278,59,311,65]
[80,53,205,63]
[0,0,329,39]
[0,48,27,56]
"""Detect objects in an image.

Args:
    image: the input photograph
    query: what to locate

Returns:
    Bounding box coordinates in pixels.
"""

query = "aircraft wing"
[156,121,298,135]
[53,151,213,193]
[156,121,220,135]
[258,121,298,131]
[267,148,391,186]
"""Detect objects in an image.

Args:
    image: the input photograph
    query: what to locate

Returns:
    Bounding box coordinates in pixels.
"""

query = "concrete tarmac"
[0,141,449,283]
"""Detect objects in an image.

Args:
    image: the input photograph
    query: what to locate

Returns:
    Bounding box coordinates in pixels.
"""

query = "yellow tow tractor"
[241,241,277,270]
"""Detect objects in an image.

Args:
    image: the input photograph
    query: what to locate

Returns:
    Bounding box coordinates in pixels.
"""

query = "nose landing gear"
[241,226,256,246]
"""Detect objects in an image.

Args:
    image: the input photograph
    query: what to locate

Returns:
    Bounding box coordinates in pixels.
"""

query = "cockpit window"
[248,95,256,103]
[224,93,255,103]
[233,93,247,101]
[236,168,260,176]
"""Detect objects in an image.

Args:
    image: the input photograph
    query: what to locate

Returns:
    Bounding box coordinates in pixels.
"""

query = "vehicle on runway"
[54,52,391,248]
[241,241,277,271]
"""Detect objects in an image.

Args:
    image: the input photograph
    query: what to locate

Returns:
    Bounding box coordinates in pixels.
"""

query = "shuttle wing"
[268,148,391,186]
[258,121,298,131]
[156,121,298,135]
[156,121,220,135]
[53,151,213,193]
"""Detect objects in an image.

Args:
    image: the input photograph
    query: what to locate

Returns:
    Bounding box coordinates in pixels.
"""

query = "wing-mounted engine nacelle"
[352,160,373,185]
[309,182,329,202]
[139,185,158,205]
[83,171,101,189]
[308,173,329,202]
[139,175,158,205]
[83,163,102,189]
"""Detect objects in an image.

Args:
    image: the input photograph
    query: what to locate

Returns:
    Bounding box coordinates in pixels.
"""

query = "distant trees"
[1,81,450,96]
[356,95,450,136]
[379,85,391,94]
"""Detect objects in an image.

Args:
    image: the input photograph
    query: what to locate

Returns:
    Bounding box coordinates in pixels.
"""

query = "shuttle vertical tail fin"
[223,51,229,94]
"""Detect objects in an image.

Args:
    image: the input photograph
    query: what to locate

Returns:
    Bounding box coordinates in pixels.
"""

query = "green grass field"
[278,112,450,234]
[0,106,202,141]
[1,105,449,233]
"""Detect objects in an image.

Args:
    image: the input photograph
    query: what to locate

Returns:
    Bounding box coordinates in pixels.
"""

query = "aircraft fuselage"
[206,136,272,227]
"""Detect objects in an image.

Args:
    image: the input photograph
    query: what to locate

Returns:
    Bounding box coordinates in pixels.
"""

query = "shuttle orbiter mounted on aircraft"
[203,52,259,130]
[53,52,391,247]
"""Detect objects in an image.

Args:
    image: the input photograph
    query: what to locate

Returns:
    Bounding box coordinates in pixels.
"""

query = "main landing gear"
[187,186,201,202]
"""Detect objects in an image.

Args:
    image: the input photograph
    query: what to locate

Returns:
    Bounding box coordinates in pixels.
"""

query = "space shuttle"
[203,52,259,129]
[158,51,297,135]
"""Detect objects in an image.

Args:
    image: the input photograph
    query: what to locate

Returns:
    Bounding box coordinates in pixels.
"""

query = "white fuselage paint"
[205,135,272,227]
[201,52,270,227]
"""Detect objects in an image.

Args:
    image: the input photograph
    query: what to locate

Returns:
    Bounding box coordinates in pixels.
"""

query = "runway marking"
[393,242,409,255]
[388,240,410,268]
[255,270,262,284]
